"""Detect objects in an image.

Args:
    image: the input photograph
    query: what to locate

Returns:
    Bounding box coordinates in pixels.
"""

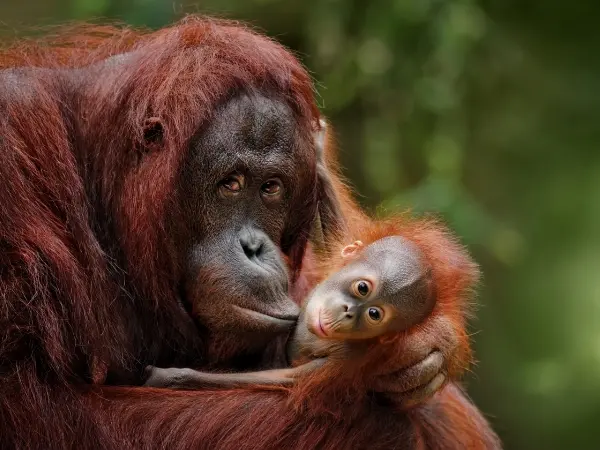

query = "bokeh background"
[2,1,599,448]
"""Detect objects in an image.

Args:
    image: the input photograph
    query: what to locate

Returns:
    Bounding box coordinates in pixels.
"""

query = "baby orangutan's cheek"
[303,295,347,339]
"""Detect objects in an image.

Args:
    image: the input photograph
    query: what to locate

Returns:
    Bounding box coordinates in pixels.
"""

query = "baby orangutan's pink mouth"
[311,309,329,338]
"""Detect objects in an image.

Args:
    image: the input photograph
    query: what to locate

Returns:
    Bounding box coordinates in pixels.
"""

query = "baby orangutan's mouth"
[310,309,329,338]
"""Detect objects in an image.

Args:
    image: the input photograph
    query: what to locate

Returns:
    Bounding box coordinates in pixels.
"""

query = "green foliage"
[3,0,600,448]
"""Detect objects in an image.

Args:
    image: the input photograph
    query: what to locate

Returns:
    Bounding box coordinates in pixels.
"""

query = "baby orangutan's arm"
[143,359,326,390]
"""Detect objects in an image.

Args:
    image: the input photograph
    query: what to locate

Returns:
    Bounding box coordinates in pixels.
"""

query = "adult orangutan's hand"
[370,314,467,409]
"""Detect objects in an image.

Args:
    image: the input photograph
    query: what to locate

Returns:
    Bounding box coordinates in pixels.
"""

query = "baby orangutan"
[288,235,434,363]
[144,232,437,389]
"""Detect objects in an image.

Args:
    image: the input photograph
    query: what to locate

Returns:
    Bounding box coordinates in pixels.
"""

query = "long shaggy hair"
[0,17,321,449]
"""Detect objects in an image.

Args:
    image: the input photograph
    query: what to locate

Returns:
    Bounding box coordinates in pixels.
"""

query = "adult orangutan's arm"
[92,381,499,450]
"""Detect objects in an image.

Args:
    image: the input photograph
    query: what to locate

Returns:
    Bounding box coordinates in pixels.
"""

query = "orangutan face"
[175,92,316,337]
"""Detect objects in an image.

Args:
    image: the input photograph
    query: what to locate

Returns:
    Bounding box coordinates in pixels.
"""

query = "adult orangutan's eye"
[260,178,283,202]
[260,179,282,196]
[219,174,245,197]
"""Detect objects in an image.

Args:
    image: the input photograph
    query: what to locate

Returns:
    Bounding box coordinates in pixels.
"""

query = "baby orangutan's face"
[303,236,434,340]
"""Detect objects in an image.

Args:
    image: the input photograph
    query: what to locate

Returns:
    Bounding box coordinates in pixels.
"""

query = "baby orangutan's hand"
[143,359,327,390]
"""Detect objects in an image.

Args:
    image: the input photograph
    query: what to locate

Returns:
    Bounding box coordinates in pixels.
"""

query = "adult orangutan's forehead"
[190,92,302,175]
[215,93,296,150]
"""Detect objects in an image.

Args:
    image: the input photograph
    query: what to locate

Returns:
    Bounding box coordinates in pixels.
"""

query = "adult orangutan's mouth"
[232,305,297,330]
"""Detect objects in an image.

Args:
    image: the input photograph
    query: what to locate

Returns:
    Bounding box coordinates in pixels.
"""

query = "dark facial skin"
[144,235,434,389]
[173,92,314,341]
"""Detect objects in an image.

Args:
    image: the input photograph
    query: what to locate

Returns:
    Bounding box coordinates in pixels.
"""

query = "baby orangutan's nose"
[326,300,357,322]
[341,303,356,319]
[321,296,360,325]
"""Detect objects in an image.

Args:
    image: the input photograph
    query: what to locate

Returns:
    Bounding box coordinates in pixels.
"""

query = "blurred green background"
[2,0,599,448]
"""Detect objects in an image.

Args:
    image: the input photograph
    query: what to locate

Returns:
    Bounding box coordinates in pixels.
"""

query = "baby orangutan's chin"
[305,307,329,338]
[303,297,341,339]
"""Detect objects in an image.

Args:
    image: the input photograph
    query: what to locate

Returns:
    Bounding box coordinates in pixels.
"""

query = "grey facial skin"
[288,236,434,363]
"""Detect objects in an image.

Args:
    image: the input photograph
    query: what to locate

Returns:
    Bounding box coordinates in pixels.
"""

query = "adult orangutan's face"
[174,92,316,337]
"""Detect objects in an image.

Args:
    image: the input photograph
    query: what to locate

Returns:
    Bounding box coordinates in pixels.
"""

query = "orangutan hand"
[370,315,464,409]
[372,351,447,408]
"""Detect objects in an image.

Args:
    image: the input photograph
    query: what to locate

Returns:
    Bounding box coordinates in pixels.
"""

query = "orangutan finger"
[401,373,447,409]
[374,351,444,394]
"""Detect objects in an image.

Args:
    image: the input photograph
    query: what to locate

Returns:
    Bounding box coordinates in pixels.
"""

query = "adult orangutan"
[142,121,501,449]
[0,16,499,450]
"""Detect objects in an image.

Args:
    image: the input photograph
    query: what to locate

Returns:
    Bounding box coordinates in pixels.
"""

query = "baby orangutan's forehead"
[361,236,429,298]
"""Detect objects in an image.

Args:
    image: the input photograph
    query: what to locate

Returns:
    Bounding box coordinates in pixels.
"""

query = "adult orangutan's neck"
[202,329,291,371]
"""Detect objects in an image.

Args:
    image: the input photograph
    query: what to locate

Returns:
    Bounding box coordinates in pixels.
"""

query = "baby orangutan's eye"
[351,280,372,298]
[366,306,383,323]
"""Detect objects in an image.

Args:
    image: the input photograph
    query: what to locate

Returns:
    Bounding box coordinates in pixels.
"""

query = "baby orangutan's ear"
[341,240,364,258]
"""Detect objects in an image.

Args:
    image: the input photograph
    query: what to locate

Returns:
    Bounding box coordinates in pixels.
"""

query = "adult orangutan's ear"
[341,240,364,258]
[140,117,164,153]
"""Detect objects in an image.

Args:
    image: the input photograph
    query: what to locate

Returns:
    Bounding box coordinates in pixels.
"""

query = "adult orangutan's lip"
[232,305,297,327]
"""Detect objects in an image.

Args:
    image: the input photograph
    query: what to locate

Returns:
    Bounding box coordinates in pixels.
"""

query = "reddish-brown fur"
[297,124,477,383]
[0,17,499,450]
[284,127,500,449]
[285,215,491,448]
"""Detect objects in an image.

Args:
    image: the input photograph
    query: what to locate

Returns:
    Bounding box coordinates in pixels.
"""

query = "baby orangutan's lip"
[310,309,329,338]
